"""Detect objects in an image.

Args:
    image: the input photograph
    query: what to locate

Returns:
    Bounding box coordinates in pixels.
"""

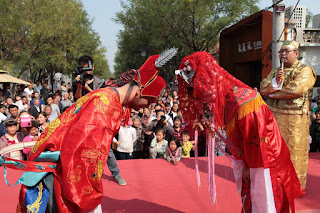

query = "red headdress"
[108,48,178,98]
[176,51,251,204]
[114,48,178,126]
[133,48,178,98]
[133,55,165,98]
[177,51,250,128]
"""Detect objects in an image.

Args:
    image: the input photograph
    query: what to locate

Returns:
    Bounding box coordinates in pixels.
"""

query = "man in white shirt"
[0,104,7,123]
[15,96,28,112]
[24,84,34,101]
[113,124,137,159]
[60,81,68,93]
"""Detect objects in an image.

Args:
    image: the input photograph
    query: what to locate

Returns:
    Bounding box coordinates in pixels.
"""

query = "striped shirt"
[173,126,184,143]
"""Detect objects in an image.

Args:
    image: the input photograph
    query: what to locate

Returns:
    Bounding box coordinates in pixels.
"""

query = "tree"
[306,9,313,28]
[0,0,110,82]
[113,0,260,81]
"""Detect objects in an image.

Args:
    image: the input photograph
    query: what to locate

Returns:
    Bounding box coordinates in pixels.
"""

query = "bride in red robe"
[176,51,304,213]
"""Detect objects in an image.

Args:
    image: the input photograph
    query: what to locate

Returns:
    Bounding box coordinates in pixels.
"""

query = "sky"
[82,0,320,75]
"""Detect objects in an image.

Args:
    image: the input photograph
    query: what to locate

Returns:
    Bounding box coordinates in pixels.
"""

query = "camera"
[74,60,94,85]
[20,115,32,128]
[160,115,166,123]
[155,115,166,130]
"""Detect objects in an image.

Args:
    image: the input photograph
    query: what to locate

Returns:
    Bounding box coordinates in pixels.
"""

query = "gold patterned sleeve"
[271,66,316,99]
[260,68,278,96]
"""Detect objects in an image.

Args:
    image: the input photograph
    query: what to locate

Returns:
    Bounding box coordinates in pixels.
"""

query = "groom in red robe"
[17,53,172,213]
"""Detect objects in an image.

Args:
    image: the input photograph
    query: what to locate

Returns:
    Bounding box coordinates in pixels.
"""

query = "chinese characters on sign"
[238,41,262,53]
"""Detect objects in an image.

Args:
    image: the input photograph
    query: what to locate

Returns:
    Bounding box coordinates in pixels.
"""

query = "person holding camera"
[22,119,39,156]
[73,55,105,99]
[147,109,174,142]
[72,55,127,186]
[147,103,173,125]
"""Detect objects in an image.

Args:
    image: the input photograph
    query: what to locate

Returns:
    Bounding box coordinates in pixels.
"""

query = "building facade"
[285,6,307,28]
[296,28,320,96]
[220,9,319,94]
[219,10,273,88]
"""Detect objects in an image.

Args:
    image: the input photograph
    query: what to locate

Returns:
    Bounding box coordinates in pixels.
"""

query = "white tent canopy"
[0,70,30,85]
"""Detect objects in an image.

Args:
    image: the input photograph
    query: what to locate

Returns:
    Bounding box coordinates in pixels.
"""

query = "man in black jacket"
[73,55,105,100]
[310,109,320,152]
[72,55,127,186]
[28,98,41,118]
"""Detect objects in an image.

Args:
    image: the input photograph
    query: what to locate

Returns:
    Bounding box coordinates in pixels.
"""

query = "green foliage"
[114,0,259,81]
[306,9,313,28]
[0,0,110,81]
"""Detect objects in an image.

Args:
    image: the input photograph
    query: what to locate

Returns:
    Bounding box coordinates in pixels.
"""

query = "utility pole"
[272,0,285,69]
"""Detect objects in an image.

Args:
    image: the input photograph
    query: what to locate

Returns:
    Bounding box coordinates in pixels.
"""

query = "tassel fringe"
[226,94,265,135]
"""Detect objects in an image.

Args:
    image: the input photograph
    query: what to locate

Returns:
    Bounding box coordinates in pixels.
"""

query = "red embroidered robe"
[18,88,123,212]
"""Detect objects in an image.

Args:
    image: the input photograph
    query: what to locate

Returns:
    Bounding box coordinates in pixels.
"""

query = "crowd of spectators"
[112,84,228,164]
[0,78,230,164]
[2,77,319,165]
[309,88,320,152]
[0,80,74,160]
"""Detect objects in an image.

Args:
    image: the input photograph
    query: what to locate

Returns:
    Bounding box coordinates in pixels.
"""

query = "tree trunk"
[50,63,54,92]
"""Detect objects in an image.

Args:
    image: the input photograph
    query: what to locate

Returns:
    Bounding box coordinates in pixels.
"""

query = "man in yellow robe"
[260,40,316,189]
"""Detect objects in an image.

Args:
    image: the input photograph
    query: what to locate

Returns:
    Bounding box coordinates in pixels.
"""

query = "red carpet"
[0,153,319,212]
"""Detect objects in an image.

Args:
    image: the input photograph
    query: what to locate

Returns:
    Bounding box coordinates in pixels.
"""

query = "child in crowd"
[132,116,144,159]
[165,138,182,165]
[0,119,24,160]
[181,130,194,158]
[149,128,168,159]
[176,109,185,126]
[22,120,39,156]
[114,120,137,160]
[19,111,35,137]
[173,116,184,143]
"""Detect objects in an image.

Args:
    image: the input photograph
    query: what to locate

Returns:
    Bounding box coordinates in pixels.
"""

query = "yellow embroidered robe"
[260,60,316,189]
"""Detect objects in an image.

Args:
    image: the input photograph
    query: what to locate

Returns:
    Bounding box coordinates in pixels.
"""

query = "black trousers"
[310,142,320,152]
